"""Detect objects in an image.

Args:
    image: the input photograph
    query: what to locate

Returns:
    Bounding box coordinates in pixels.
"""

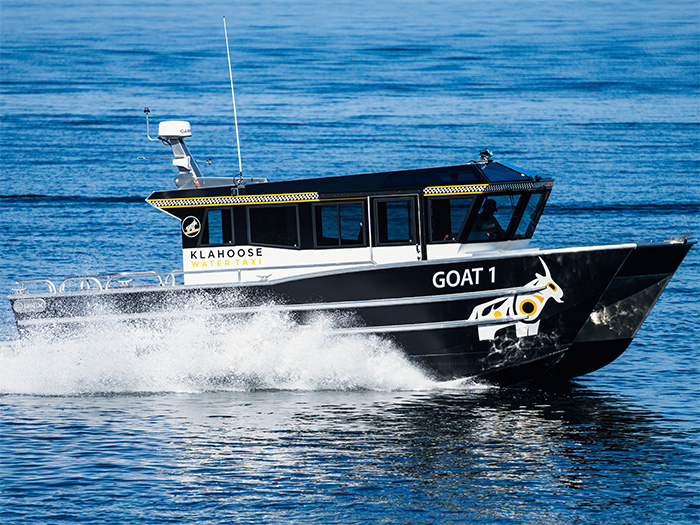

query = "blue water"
[1,0,699,522]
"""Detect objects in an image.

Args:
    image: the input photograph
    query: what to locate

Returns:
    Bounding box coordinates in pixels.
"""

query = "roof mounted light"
[478,149,493,164]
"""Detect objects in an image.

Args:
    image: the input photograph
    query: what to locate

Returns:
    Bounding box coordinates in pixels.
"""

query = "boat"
[9,117,694,385]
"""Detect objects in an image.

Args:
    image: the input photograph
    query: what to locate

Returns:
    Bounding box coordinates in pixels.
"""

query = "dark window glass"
[314,203,364,247]
[429,197,474,243]
[339,204,364,245]
[467,195,519,242]
[376,199,415,245]
[207,210,223,245]
[202,209,233,245]
[249,205,299,247]
[480,162,535,182]
[513,192,547,239]
[320,206,339,243]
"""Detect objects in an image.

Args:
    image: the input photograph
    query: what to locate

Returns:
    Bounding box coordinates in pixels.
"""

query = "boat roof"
[149,161,549,200]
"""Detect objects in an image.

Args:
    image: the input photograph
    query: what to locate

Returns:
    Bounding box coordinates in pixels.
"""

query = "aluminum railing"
[14,270,183,296]
[12,259,378,295]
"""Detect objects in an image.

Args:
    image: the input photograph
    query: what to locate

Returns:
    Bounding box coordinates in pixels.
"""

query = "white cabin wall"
[182,245,374,285]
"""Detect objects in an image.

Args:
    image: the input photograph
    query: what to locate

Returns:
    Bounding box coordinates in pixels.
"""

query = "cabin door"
[369,195,423,265]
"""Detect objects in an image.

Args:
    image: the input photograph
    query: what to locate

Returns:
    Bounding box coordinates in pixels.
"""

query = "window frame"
[200,207,234,247]
[512,190,550,240]
[426,195,476,244]
[246,204,301,250]
[372,196,418,247]
[312,201,367,249]
[463,193,529,243]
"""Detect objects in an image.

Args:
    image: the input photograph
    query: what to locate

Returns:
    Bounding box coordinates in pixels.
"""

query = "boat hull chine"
[547,241,694,380]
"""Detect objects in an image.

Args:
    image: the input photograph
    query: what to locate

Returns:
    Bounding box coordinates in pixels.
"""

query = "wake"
[0,308,487,396]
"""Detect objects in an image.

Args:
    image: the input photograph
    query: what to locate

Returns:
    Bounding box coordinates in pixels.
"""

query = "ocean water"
[1,0,699,523]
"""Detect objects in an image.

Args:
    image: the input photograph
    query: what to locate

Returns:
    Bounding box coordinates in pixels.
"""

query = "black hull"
[547,242,694,379]
[9,245,653,385]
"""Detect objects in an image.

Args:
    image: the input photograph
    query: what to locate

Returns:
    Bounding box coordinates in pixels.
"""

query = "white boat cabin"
[146,121,553,285]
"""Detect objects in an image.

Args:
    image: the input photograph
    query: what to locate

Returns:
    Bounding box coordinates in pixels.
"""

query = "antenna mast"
[223,16,243,182]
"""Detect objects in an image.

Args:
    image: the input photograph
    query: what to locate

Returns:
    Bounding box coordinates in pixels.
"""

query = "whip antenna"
[223,16,243,182]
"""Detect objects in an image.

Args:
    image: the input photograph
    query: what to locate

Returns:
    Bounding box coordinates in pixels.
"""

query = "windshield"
[466,195,520,242]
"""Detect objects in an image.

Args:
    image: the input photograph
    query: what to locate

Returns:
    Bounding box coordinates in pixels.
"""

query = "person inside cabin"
[474,198,505,240]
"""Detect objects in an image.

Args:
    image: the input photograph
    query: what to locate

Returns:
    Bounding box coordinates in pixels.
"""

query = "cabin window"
[428,197,474,243]
[374,198,416,245]
[314,202,365,247]
[513,191,548,239]
[248,205,299,248]
[466,195,520,242]
[202,209,233,246]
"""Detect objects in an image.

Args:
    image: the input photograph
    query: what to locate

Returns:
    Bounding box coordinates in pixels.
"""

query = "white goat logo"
[468,257,563,341]
[182,216,201,238]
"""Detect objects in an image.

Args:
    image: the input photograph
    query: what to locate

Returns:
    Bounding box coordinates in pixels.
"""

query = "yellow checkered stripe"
[424,184,488,195]
[424,182,533,195]
[148,192,321,209]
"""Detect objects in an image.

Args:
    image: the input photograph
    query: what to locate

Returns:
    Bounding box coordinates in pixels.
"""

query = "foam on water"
[0,308,486,395]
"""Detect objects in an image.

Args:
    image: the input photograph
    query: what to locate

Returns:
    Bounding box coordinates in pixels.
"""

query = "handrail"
[13,259,380,296]
[12,270,185,296]
[105,271,164,289]
[13,279,58,294]
[59,277,104,292]
[163,270,185,286]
